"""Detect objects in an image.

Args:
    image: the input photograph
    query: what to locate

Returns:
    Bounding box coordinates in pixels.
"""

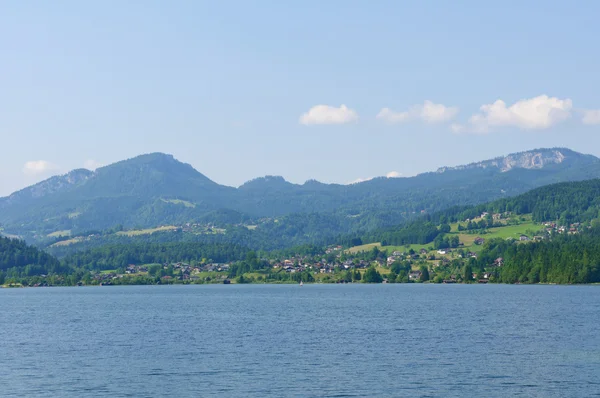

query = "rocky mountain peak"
[436,148,592,173]
[1,168,93,205]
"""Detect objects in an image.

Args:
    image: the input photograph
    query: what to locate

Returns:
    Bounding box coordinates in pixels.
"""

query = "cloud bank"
[301,95,597,133]
[348,171,402,184]
[377,101,459,124]
[22,160,60,176]
[300,104,358,125]
[452,95,573,134]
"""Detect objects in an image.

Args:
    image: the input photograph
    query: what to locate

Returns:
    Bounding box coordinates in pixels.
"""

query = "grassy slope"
[160,199,196,208]
[347,218,542,256]
[47,230,71,238]
[116,225,178,236]
[50,237,85,247]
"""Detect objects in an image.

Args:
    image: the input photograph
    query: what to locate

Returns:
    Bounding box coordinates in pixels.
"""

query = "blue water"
[1,284,599,397]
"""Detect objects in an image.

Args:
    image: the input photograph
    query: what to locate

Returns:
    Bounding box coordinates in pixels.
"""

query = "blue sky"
[1,0,599,195]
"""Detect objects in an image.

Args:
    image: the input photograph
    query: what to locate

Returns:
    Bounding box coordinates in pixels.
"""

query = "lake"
[1,284,599,397]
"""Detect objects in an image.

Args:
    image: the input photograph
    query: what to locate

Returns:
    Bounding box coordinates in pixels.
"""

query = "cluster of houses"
[465,211,511,223]
[92,217,588,285]
[325,245,343,254]
[179,223,228,234]
[273,257,371,274]
[93,261,232,283]
[543,221,582,235]
[386,250,425,265]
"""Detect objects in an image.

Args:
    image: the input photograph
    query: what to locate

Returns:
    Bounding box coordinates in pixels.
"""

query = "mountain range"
[2,147,600,245]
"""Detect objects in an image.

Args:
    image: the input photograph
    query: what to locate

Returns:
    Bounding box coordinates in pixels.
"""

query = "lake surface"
[1,284,599,397]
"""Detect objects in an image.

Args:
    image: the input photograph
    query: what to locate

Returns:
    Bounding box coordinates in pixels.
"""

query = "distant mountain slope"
[0,168,93,206]
[2,147,600,242]
[0,154,236,237]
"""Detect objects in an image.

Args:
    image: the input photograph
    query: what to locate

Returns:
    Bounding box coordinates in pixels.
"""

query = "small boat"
[299,281,303,286]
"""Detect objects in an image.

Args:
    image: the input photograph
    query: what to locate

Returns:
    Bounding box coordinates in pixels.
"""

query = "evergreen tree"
[463,264,473,283]
[363,266,383,283]
[419,265,430,282]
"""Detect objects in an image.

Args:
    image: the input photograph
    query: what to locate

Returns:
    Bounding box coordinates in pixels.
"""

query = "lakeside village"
[87,214,585,286]
[7,211,586,288]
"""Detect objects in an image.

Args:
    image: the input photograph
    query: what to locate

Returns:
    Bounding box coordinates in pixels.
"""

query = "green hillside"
[0,236,71,286]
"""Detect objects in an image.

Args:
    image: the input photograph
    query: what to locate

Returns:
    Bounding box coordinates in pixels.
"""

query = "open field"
[345,242,381,254]
[382,243,432,254]
[116,225,178,236]
[481,222,538,239]
[47,230,71,238]
[0,232,21,239]
[449,214,532,232]
[348,242,433,255]
[160,199,196,208]
[50,237,85,247]
[347,220,543,257]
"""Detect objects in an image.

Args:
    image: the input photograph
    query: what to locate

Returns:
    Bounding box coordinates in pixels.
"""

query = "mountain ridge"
[2,147,600,242]
[434,147,595,174]
[2,148,596,201]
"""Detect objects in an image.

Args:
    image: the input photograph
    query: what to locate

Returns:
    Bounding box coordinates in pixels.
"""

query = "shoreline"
[3,282,599,289]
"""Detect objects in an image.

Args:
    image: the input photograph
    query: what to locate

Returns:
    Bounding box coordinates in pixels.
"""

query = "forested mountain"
[363,179,600,247]
[2,148,600,244]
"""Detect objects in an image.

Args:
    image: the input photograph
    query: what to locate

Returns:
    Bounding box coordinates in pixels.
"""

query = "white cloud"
[454,95,573,134]
[377,101,459,124]
[299,104,358,125]
[376,108,411,123]
[22,160,60,176]
[582,109,600,125]
[84,159,103,170]
[349,171,402,184]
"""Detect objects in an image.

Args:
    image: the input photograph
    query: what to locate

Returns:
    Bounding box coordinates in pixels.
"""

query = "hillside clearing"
[160,198,196,208]
[50,237,85,247]
[346,242,381,254]
[347,220,544,257]
[47,230,71,238]
[116,226,178,236]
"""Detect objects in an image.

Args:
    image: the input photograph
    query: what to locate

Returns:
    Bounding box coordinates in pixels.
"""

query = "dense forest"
[0,236,71,283]
[473,227,600,284]
[64,242,249,271]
